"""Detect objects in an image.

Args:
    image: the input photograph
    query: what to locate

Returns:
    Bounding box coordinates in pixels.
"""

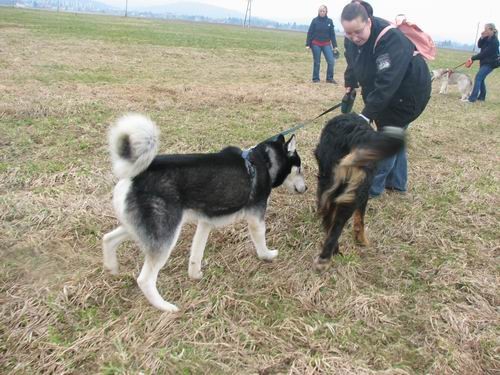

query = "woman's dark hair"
[351,0,373,17]
[342,2,369,22]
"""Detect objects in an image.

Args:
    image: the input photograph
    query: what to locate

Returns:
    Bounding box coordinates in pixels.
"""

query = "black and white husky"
[103,114,306,312]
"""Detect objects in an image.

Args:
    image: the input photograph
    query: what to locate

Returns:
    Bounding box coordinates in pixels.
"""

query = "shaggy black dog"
[314,113,405,270]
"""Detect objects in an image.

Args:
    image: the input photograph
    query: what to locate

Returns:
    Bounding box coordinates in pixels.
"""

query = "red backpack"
[374,15,437,60]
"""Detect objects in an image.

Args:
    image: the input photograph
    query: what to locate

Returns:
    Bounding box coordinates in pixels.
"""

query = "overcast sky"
[102,0,499,44]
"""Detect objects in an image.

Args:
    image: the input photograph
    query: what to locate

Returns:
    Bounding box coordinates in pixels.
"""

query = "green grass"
[0,7,303,52]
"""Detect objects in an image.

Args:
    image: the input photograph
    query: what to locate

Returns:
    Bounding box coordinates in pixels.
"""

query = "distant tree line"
[129,13,311,32]
[435,40,474,52]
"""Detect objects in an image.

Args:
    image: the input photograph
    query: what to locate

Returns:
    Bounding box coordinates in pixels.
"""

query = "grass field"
[1,7,499,374]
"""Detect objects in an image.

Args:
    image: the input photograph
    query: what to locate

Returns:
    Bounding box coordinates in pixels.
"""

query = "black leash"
[264,101,343,142]
[451,61,467,70]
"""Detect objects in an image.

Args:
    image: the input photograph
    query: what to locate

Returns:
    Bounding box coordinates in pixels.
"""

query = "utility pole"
[125,0,128,17]
[472,22,480,52]
[243,0,252,28]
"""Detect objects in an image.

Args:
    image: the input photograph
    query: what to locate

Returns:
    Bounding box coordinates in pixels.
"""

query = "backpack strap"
[373,25,396,53]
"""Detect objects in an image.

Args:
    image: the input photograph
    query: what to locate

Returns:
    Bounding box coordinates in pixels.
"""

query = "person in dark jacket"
[341,2,431,198]
[306,5,339,83]
[466,23,499,103]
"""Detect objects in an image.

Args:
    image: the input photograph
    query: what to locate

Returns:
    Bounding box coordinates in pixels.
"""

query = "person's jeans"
[311,44,335,82]
[469,64,493,102]
[370,125,408,197]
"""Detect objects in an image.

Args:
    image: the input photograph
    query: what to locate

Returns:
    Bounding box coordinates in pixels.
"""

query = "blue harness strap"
[241,148,256,179]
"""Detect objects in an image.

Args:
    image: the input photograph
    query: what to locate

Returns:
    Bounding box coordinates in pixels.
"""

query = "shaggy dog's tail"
[345,126,405,167]
[322,126,405,206]
[108,113,159,179]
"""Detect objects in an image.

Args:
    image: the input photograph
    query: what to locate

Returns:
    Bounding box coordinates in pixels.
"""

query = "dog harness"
[241,148,256,180]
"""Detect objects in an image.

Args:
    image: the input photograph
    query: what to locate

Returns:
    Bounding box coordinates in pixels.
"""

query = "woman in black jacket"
[467,23,499,103]
[306,5,339,83]
[341,2,431,197]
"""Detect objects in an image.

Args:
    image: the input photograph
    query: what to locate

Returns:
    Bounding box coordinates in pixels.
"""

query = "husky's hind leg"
[137,223,182,312]
[136,202,183,312]
[459,80,472,100]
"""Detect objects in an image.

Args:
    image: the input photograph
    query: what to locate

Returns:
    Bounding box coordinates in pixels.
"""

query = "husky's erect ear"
[286,134,296,154]
[276,134,285,144]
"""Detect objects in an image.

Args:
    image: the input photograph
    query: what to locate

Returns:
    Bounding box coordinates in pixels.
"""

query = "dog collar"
[241,148,256,179]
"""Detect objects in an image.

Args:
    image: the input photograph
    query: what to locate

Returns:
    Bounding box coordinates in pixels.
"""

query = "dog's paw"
[188,269,203,280]
[189,261,203,280]
[158,302,180,313]
[354,235,370,247]
[103,261,119,275]
[313,256,331,272]
[357,239,370,247]
[258,249,278,261]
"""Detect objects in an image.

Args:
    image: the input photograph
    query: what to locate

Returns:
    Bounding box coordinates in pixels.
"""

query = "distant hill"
[127,1,307,31]
[133,1,243,19]
[9,0,117,12]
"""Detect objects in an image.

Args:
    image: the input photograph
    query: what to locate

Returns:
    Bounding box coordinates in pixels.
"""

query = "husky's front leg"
[247,214,278,261]
[103,226,129,274]
[439,80,448,94]
[188,222,211,280]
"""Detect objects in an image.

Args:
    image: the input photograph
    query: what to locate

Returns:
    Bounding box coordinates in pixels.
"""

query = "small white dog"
[432,68,472,101]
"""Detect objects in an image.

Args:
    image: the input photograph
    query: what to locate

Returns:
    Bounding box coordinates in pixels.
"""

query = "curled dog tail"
[320,127,405,207]
[108,113,159,179]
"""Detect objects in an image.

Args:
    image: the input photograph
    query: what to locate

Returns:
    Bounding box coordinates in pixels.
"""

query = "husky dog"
[103,114,306,312]
[314,113,405,270]
[432,68,472,101]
